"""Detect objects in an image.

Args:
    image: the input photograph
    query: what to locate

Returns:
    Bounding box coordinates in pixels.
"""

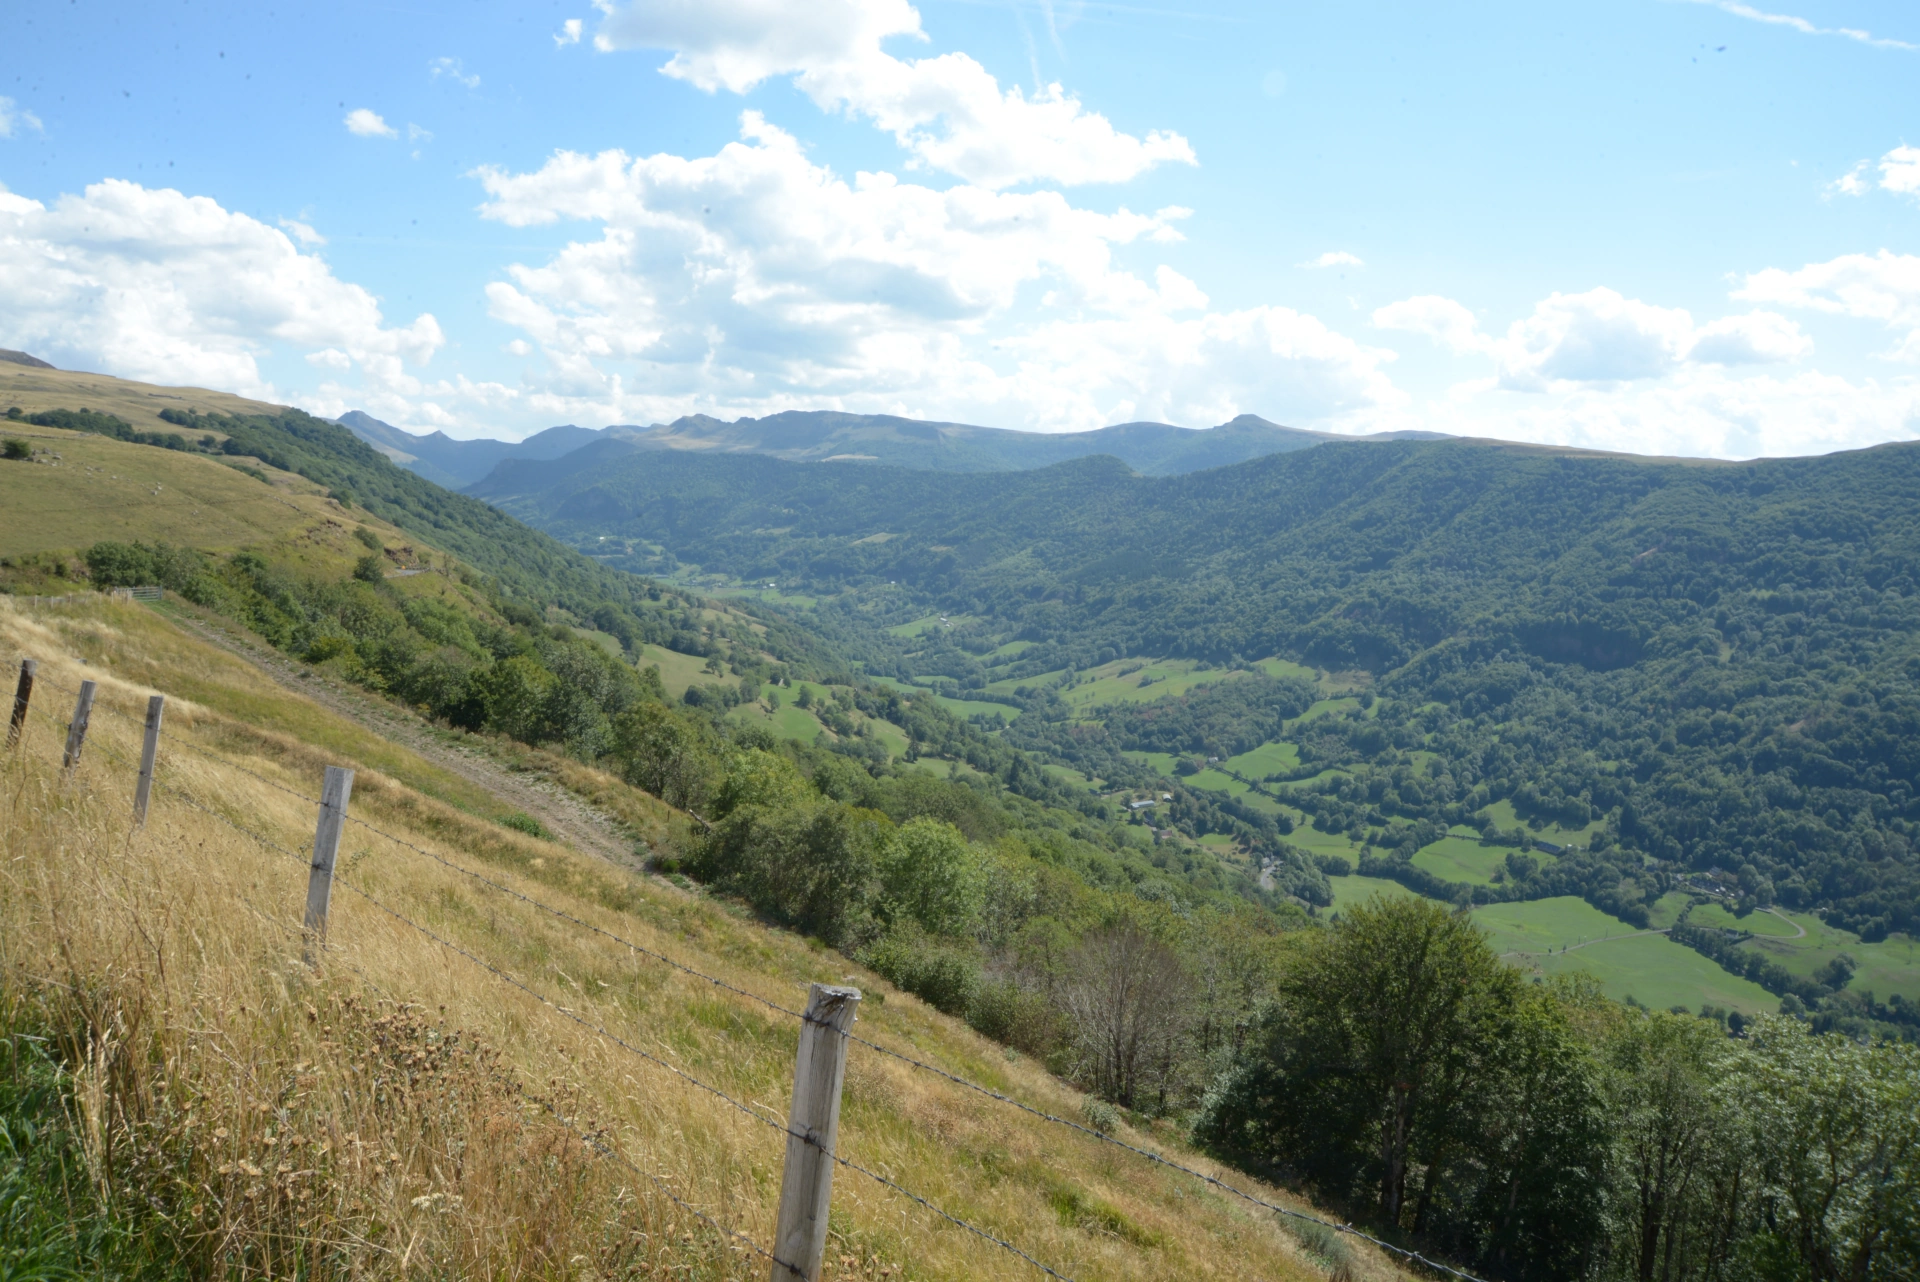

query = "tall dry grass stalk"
[1,598,1385,1281]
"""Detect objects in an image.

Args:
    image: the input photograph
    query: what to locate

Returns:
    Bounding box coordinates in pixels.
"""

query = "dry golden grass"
[1,597,1392,1281]
[0,361,287,428]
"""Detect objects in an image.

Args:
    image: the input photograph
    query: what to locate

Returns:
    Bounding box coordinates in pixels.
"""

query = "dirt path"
[1763,908,1808,939]
[161,604,645,873]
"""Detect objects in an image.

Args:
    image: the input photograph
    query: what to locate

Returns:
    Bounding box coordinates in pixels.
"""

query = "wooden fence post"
[62,680,97,773]
[770,983,862,1282]
[303,766,355,965]
[133,694,165,824]
[5,659,33,750]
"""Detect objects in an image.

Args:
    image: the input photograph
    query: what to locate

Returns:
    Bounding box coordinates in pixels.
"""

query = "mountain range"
[338,407,1447,488]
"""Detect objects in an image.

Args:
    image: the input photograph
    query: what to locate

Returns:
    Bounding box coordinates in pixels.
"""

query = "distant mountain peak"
[0,349,55,370]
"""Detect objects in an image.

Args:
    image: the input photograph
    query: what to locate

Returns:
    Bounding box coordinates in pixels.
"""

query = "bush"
[354,526,384,550]
[352,553,386,582]
[500,812,550,839]
[858,926,980,1016]
[2,437,29,460]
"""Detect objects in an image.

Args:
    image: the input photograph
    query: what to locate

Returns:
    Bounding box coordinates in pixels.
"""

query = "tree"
[876,817,984,937]
[1057,918,1188,1111]
[1294,895,1515,1223]
[609,700,723,813]
[1731,1017,1920,1282]
[1601,1010,1744,1282]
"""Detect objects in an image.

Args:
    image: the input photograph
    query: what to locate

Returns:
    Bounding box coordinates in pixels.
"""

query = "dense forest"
[481,440,1920,943]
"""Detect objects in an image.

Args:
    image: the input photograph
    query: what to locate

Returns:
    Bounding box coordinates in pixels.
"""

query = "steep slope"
[1,596,1378,1281]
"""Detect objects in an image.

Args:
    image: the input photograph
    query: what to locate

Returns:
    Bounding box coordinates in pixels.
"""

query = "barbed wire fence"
[5,650,1496,1282]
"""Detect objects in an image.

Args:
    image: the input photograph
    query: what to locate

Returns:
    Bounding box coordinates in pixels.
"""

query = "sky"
[2,0,1918,457]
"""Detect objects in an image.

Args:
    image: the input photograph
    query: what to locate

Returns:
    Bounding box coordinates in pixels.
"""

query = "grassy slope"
[0,361,288,427]
[0,596,1378,1282]
[0,421,330,556]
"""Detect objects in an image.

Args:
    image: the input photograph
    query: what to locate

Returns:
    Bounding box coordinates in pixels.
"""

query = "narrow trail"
[1764,908,1808,939]
[159,603,647,874]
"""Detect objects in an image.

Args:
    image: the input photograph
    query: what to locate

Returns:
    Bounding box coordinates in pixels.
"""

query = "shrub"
[500,812,549,838]
[2,437,29,460]
[352,553,386,583]
[857,926,980,1016]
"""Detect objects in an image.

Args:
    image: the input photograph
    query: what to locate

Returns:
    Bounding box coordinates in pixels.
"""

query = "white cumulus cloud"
[589,0,1195,189]
[1378,287,1810,389]
[0,180,442,400]
[345,108,397,138]
[464,113,1393,431]
[556,18,584,47]
[1737,250,1920,360]
[1878,145,1920,198]
[1830,146,1920,201]
[1373,295,1490,354]
[0,97,44,138]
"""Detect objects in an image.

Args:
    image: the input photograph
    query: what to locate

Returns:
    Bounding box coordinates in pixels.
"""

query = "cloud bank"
[0,180,441,399]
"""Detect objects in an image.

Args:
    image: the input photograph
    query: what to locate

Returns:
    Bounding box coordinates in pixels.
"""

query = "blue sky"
[3,0,1917,456]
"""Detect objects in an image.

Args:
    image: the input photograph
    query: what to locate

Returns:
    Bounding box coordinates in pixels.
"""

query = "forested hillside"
[481,439,1920,945]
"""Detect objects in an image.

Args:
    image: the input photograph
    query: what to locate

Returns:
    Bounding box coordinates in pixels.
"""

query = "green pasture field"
[1473,897,1656,956]
[634,643,717,699]
[1723,908,1920,1003]
[1043,763,1097,789]
[984,667,1067,697]
[1536,936,1779,1015]
[1180,768,1285,816]
[1187,768,1245,794]
[1287,820,1365,863]
[1412,836,1511,886]
[1477,798,1605,847]
[1645,891,1692,930]
[1291,696,1359,725]
[1254,657,1319,682]
[1222,741,1300,777]
[729,700,824,745]
[988,639,1035,659]
[870,676,1023,722]
[1060,657,1245,710]
[864,717,909,759]
[1471,898,1777,1014]
[1326,875,1424,914]
[1122,749,1180,776]
[1690,902,1800,937]
[572,627,626,658]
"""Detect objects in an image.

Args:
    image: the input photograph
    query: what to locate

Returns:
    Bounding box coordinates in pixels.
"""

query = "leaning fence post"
[6,658,33,749]
[770,983,862,1282]
[133,694,166,824]
[303,766,355,965]
[62,680,97,773]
